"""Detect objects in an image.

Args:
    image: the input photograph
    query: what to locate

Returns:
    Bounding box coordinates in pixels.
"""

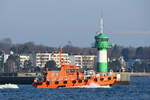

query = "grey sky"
[0,0,150,47]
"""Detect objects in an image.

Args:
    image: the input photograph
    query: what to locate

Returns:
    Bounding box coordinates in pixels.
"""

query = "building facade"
[35,53,70,68]
[70,55,96,69]
[19,55,30,68]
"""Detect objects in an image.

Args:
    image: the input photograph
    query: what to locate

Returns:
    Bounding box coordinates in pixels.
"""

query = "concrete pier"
[0,72,41,84]
[109,72,130,85]
[130,73,150,77]
[0,76,35,84]
[0,72,132,85]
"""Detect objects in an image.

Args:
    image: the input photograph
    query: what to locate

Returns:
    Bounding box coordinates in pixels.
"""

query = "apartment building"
[19,55,30,68]
[70,55,96,69]
[36,53,70,68]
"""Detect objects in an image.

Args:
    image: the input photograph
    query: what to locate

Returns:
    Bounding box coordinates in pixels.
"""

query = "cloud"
[112,30,150,34]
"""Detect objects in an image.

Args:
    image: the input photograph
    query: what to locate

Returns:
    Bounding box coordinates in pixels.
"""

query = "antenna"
[100,9,104,34]
[100,18,104,34]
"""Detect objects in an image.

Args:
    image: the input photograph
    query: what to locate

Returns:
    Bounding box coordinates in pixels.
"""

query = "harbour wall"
[0,72,41,84]
[130,72,150,77]
[0,76,35,84]
[0,72,149,84]
[110,72,130,85]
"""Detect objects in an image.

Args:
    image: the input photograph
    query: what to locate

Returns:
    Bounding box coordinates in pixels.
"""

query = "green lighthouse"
[95,18,111,73]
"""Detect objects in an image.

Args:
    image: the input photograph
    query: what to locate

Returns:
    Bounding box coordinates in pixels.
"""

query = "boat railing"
[48,75,84,81]
[46,73,110,82]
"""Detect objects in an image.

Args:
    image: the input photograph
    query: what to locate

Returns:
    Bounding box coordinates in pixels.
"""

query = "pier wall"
[0,72,41,84]
[0,76,35,84]
[1,72,150,84]
[130,73,150,77]
[111,72,130,85]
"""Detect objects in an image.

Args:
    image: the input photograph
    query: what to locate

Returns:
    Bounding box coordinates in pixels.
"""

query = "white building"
[0,53,9,63]
[36,53,70,68]
[70,55,96,69]
[70,55,82,68]
[19,55,30,68]
[3,54,9,63]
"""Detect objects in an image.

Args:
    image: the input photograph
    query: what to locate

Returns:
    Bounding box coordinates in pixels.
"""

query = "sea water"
[0,77,150,100]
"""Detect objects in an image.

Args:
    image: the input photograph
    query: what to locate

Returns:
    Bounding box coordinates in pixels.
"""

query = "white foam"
[71,83,111,88]
[0,84,19,89]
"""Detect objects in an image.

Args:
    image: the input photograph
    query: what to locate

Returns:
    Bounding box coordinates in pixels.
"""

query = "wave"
[69,83,111,88]
[0,84,19,89]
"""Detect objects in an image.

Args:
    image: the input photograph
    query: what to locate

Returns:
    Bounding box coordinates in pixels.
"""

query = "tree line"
[0,38,150,72]
[1,38,150,59]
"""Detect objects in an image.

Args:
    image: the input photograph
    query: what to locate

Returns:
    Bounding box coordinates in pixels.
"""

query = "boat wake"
[0,84,19,89]
[71,83,111,88]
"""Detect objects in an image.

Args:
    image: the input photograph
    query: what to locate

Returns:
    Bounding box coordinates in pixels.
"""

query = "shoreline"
[130,72,150,77]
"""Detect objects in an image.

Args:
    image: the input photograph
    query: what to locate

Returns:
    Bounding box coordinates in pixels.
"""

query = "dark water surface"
[0,77,150,100]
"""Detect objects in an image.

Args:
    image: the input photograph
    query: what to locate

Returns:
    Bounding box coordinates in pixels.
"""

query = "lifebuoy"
[78,80,82,83]
[55,81,59,84]
[108,77,111,80]
[63,81,67,84]
[100,78,104,81]
[84,80,88,83]
[72,80,76,84]
[94,78,97,82]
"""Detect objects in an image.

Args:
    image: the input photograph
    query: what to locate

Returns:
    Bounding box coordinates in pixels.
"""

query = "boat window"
[71,69,75,72]
[65,69,70,73]
[56,72,59,76]
[52,72,55,76]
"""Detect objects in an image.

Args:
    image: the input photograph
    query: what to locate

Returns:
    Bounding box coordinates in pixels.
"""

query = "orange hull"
[32,75,116,88]
[32,64,116,88]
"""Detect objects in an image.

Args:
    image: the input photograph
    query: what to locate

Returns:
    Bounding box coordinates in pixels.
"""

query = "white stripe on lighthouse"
[97,50,107,63]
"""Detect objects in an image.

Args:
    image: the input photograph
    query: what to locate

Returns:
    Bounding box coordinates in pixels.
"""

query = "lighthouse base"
[97,62,108,73]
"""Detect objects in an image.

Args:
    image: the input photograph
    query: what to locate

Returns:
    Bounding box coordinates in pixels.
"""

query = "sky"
[0,0,150,47]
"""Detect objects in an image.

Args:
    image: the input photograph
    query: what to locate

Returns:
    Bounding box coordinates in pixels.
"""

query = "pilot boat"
[32,60,116,88]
